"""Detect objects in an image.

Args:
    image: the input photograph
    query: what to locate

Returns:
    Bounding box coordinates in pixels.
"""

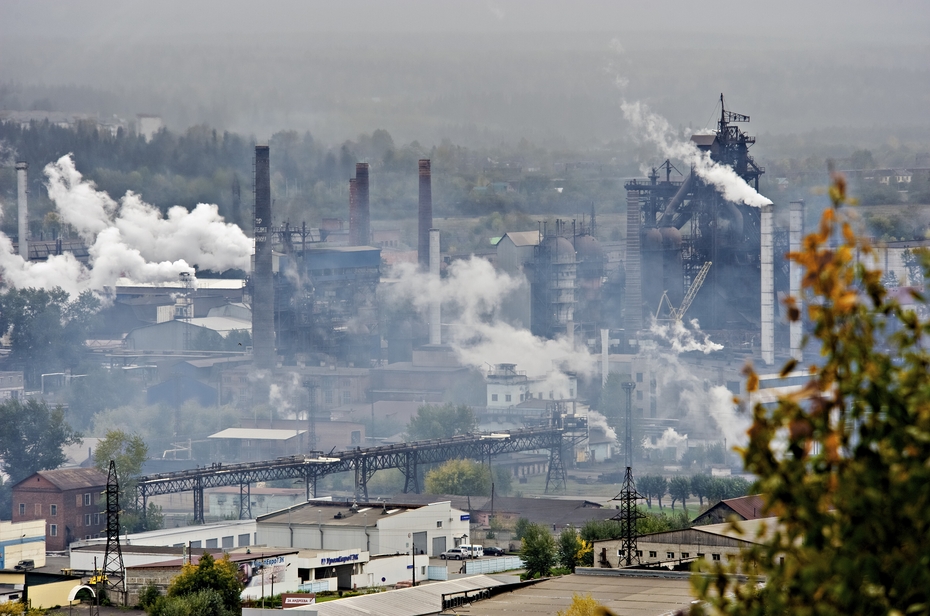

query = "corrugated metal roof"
[718,494,765,520]
[15,467,109,491]
[208,428,306,441]
[292,575,511,615]
[500,231,541,247]
[188,316,251,335]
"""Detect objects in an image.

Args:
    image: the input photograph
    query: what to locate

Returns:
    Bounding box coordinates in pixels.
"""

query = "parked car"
[440,548,467,560]
[460,544,484,558]
[14,560,35,571]
[483,546,506,556]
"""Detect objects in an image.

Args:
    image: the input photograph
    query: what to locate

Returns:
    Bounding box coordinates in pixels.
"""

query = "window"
[649,551,657,558]
[85,514,92,526]
[712,554,721,561]
[697,553,705,558]
[436,521,443,528]
[50,524,58,537]
[18,503,24,516]
[324,390,334,404]
[618,549,625,556]
[636,372,643,382]
[351,431,361,444]
[93,513,100,526]
[51,504,58,516]
[84,493,92,506]
[505,394,511,402]
[667,552,675,559]
[636,550,643,557]
[342,391,351,405]
[491,394,498,402]
[682,552,690,559]
[35,503,41,515]
[569,388,574,397]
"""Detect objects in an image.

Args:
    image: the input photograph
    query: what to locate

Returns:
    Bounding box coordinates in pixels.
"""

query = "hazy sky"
[1,1,928,147]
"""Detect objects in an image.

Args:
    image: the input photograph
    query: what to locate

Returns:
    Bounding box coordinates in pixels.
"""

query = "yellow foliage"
[0,602,42,616]
[557,592,608,616]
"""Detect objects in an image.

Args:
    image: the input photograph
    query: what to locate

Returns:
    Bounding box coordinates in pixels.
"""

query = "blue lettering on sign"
[460,515,470,521]
[321,554,360,566]
[407,564,413,569]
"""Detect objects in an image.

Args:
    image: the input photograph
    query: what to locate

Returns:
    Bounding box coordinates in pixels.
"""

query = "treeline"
[637,474,753,511]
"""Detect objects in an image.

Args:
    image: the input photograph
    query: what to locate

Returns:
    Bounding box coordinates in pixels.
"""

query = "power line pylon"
[102,460,126,604]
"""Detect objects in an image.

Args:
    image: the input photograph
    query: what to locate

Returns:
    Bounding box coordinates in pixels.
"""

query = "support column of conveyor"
[354,457,374,502]
[789,201,804,362]
[193,478,204,524]
[402,451,420,494]
[239,482,252,520]
[305,468,316,501]
[761,204,775,366]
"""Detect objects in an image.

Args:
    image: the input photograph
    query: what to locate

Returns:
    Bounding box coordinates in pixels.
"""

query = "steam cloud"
[0,155,252,296]
[386,257,595,397]
[621,101,772,208]
[650,318,723,354]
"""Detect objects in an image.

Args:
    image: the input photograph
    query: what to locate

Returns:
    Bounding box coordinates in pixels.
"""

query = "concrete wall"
[353,554,427,589]
[0,520,46,570]
[594,531,751,569]
[26,578,81,610]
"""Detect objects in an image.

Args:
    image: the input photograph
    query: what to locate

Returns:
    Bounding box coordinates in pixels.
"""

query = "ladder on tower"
[655,261,712,322]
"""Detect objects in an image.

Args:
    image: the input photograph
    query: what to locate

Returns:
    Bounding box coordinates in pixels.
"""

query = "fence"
[428,565,449,581]
[464,556,524,575]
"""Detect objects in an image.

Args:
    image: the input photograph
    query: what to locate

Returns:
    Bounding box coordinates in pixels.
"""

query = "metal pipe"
[761,204,775,365]
[15,162,27,258]
[429,229,441,345]
[601,329,609,387]
[789,201,804,362]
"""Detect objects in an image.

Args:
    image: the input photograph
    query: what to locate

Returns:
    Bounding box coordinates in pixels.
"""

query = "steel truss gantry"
[138,424,587,523]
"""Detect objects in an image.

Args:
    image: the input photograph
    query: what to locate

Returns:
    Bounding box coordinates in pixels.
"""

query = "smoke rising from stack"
[418,159,432,269]
[0,155,251,296]
[386,256,595,398]
[621,101,772,208]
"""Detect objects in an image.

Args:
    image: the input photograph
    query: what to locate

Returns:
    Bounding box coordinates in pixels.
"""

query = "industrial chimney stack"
[760,204,775,365]
[15,162,27,258]
[429,228,441,345]
[789,201,804,362]
[418,159,432,269]
[355,163,370,246]
[348,178,358,245]
[252,146,275,399]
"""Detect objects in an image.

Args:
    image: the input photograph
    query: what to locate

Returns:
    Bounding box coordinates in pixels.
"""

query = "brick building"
[11,468,109,551]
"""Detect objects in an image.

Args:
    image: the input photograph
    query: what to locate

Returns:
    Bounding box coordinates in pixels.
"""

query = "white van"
[459,544,484,559]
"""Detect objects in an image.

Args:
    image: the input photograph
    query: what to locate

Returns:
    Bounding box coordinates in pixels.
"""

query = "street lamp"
[271,563,290,606]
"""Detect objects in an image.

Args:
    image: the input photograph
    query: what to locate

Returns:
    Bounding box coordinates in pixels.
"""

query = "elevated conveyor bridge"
[138,417,587,523]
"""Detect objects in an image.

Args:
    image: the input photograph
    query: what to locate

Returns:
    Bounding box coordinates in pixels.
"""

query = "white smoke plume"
[642,427,689,450]
[585,410,617,443]
[386,257,596,397]
[0,155,252,296]
[650,318,722,354]
[620,101,772,208]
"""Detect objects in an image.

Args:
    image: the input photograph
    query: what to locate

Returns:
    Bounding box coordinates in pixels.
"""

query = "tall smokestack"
[789,200,804,362]
[15,162,27,258]
[623,189,643,333]
[356,163,370,246]
[760,204,775,365]
[601,328,609,387]
[348,178,358,246]
[429,228,441,345]
[253,146,275,400]
[418,159,432,269]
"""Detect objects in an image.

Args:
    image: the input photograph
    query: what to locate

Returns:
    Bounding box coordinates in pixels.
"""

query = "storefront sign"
[282,593,315,607]
[321,553,359,566]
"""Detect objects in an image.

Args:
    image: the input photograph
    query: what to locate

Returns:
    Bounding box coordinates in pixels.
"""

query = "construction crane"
[655,261,712,322]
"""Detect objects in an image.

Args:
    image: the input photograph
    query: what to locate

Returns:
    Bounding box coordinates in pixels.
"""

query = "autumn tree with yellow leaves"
[692,175,930,615]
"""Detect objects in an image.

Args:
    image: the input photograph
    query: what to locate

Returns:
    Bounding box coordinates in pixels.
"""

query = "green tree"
[514,517,532,540]
[424,458,492,496]
[668,476,690,512]
[406,403,477,441]
[556,527,589,572]
[0,287,100,387]
[520,522,555,579]
[162,553,241,615]
[94,430,161,532]
[0,399,81,515]
[693,177,930,615]
[690,474,710,507]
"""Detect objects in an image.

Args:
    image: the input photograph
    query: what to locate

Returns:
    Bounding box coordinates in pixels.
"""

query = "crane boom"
[655,261,713,322]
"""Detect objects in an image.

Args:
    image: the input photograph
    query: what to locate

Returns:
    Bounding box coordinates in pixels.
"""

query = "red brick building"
[11,468,109,551]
